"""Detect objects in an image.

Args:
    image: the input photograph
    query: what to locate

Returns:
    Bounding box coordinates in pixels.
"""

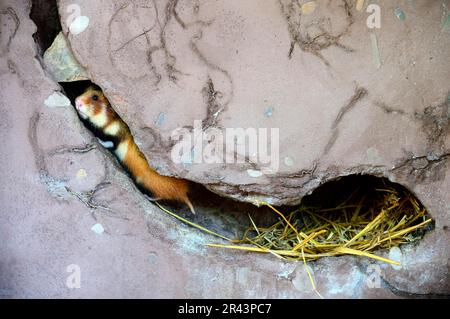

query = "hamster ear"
[87,84,102,92]
[84,86,95,93]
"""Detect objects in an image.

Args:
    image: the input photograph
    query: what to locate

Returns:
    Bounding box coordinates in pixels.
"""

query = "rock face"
[56,0,450,207]
[43,32,89,82]
[0,0,449,298]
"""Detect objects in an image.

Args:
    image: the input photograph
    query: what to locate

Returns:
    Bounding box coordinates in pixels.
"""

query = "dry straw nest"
[158,177,433,266]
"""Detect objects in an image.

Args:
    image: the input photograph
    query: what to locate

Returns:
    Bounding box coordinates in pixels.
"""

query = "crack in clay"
[171,0,187,29]
[5,58,25,87]
[6,59,17,73]
[380,276,450,299]
[170,0,214,30]
[278,0,354,65]
[28,110,120,212]
[202,77,224,129]
[274,167,316,180]
[111,26,157,53]
[354,260,450,299]
[64,177,134,224]
[391,153,450,183]
[374,101,406,115]
[28,111,69,199]
[387,93,450,183]
[47,143,97,156]
[153,0,186,82]
[107,1,185,83]
[65,181,113,213]
[392,153,450,171]
[109,0,207,83]
[332,87,368,129]
[415,95,450,147]
[323,86,368,154]
[190,28,234,108]
[203,163,388,206]
[269,162,318,189]
[107,3,161,82]
[0,7,20,55]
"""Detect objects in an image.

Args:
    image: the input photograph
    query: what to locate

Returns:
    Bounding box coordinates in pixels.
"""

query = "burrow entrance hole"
[31,2,434,258]
[59,80,277,238]
[30,0,61,56]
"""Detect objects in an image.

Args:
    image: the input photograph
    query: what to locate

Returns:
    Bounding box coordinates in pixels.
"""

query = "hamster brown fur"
[75,86,195,214]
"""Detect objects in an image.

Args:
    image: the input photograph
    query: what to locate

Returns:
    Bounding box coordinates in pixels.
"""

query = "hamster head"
[75,86,108,122]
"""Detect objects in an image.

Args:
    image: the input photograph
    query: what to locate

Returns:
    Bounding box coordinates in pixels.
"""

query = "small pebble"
[97,139,114,149]
[394,8,405,21]
[44,92,71,108]
[301,1,316,15]
[442,13,450,31]
[388,247,403,270]
[69,16,90,35]
[370,33,381,69]
[356,0,365,11]
[284,156,294,167]
[91,223,104,235]
[247,169,263,178]
[426,152,439,161]
[76,168,87,179]
[148,253,158,264]
[155,112,166,127]
[264,106,274,118]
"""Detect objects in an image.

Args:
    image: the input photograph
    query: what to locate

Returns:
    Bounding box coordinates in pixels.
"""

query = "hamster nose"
[75,100,83,109]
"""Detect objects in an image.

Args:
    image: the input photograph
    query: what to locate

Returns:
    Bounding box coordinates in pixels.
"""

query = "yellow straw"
[155,202,232,242]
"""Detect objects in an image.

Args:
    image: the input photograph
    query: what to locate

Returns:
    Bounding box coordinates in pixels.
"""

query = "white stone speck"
[277,262,298,279]
[91,223,104,235]
[388,247,403,270]
[264,106,274,118]
[148,253,158,264]
[291,265,315,293]
[44,92,71,108]
[155,112,166,127]
[247,169,263,178]
[301,1,316,15]
[366,147,379,161]
[97,138,114,149]
[284,156,294,167]
[356,0,365,11]
[76,168,87,179]
[69,16,90,35]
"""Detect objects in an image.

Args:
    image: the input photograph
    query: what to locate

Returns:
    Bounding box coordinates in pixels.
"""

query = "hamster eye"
[92,95,99,101]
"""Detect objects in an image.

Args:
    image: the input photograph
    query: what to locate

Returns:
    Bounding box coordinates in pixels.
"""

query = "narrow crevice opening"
[59,80,275,239]
[29,0,62,56]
